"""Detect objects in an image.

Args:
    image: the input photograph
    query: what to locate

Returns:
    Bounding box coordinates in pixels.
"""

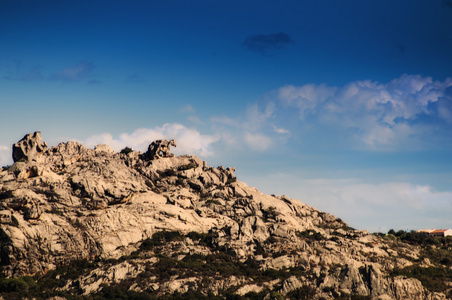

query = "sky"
[1,0,452,232]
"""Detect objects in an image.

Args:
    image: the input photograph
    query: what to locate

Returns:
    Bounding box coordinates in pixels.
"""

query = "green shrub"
[263,206,280,220]
[119,147,134,155]
[186,230,218,248]
[186,231,206,241]
[140,231,184,250]
[286,285,316,300]
[296,230,324,242]
[391,265,452,293]
[98,284,153,299]
[0,277,30,293]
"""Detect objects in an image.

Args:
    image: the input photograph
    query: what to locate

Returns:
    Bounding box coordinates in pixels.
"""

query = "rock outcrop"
[12,131,48,163]
[0,132,449,299]
[142,139,176,160]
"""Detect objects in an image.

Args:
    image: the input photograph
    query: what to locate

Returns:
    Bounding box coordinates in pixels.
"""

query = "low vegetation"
[119,147,134,155]
[383,229,452,296]
[0,230,311,299]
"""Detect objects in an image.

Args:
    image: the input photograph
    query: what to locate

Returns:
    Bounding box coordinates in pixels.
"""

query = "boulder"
[94,144,115,154]
[142,139,176,160]
[0,210,12,224]
[281,276,304,295]
[12,131,47,162]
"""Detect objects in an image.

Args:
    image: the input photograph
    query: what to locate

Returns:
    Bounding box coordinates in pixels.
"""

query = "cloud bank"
[248,172,452,232]
[302,180,452,232]
[205,74,452,155]
[211,102,289,152]
[84,123,219,157]
[276,74,452,150]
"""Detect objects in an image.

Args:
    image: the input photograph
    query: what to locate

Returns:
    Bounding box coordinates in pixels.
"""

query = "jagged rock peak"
[12,131,47,162]
[142,139,176,160]
[0,132,342,274]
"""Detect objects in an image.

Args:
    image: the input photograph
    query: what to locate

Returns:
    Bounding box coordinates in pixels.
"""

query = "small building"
[429,229,452,237]
[417,229,452,237]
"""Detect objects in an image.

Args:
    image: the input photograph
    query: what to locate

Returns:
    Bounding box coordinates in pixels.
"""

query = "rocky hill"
[0,132,450,299]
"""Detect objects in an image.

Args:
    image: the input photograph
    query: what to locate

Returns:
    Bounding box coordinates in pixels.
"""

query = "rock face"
[142,139,176,160]
[12,131,48,163]
[0,132,448,299]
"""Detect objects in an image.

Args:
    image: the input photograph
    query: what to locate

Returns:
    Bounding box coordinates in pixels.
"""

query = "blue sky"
[1,0,452,232]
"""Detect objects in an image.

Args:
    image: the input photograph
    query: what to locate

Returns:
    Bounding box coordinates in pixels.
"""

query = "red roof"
[430,229,449,233]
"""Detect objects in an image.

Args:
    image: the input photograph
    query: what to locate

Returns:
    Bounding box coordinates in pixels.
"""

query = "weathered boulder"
[22,203,42,220]
[94,144,115,154]
[0,210,12,224]
[142,139,176,160]
[12,131,47,162]
[281,276,304,295]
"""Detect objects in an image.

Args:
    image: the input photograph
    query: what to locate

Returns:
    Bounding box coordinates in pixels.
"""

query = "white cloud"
[273,126,289,134]
[276,74,452,150]
[0,145,12,167]
[210,116,239,127]
[243,132,272,151]
[85,123,219,157]
[361,122,412,149]
[247,172,452,232]
[279,83,336,118]
[243,102,275,131]
[209,102,279,152]
[180,104,195,114]
[187,115,203,124]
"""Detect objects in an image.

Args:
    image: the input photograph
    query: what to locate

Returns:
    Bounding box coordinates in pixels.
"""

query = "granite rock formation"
[12,131,48,163]
[0,132,448,299]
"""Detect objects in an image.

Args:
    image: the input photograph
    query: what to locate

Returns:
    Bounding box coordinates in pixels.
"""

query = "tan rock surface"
[0,133,445,299]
